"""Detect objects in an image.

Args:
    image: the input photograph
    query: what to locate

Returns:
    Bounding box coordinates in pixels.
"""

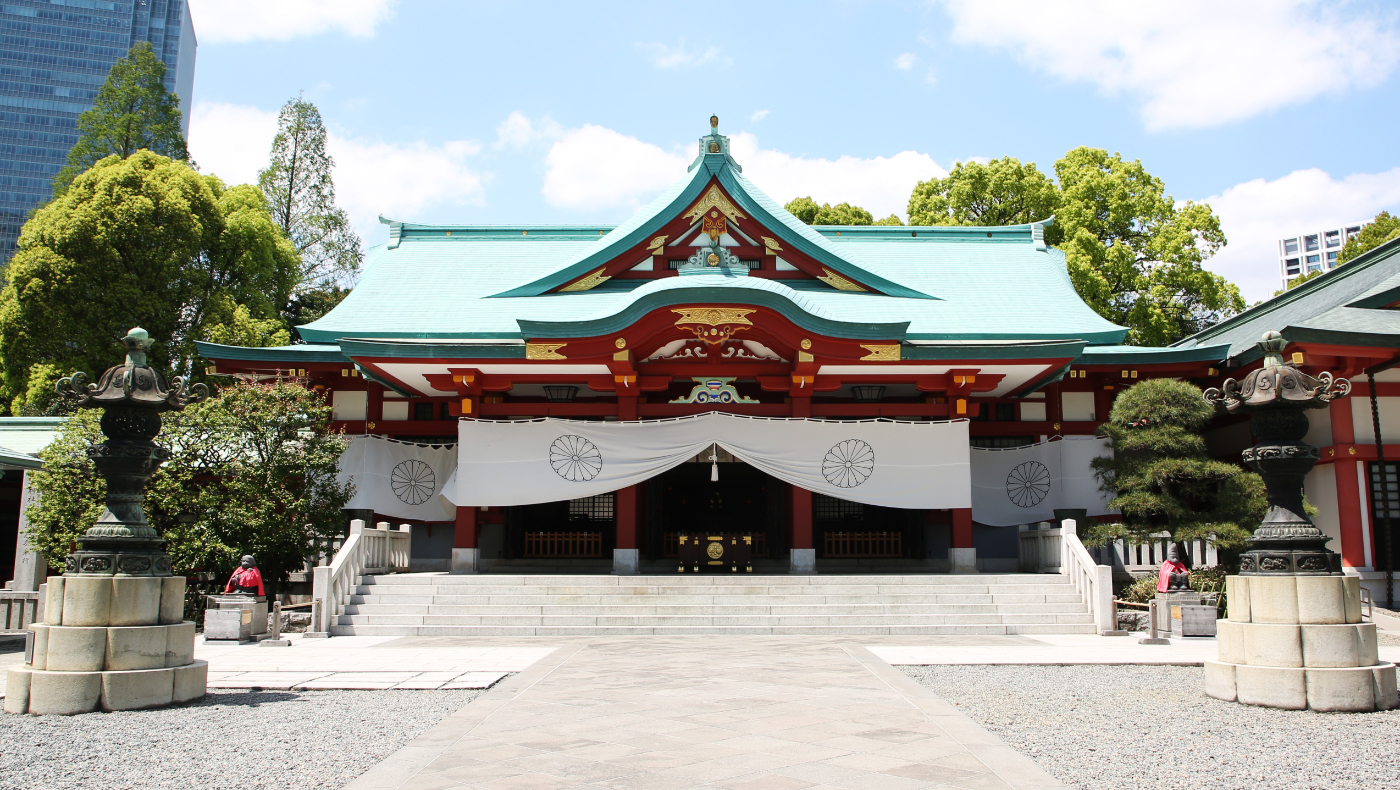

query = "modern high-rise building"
[1277,222,1364,291]
[0,0,196,259]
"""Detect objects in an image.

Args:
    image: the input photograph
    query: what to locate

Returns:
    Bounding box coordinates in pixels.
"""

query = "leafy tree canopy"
[784,196,903,226]
[1085,378,1265,551]
[53,42,188,197]
[25,380,351,587]
[907,157,1059,231]
[1056,147,1241,346]
[0,151,298,413]
[1336,210,1400,266]
[259,95,363,289]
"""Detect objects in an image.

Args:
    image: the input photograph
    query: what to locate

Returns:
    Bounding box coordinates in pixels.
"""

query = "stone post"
[5,328,209,715]
[1203,331,1398,712]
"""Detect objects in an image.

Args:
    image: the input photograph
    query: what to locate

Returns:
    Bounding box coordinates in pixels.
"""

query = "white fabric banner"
[969,437,1116,527]
[456,414,971,509]
[338,436,458,522]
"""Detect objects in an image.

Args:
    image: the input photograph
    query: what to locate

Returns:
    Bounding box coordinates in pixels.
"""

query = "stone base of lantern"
[3,575,206,715]
[1205,574,1398,712]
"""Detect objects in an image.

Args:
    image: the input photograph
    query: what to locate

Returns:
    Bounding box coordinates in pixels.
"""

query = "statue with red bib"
[1156,543,1191,592]
[224,554,265,596]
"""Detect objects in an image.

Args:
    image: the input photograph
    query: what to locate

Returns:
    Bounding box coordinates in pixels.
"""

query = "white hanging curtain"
[969,436,1116,527]
[338,436,458,522]
[456,413,971,509]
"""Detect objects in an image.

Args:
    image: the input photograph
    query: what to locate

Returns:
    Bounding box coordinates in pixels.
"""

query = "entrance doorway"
[646,458,784,561]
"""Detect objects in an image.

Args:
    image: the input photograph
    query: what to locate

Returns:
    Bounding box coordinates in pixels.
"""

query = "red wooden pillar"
[367,383,384,429]
[1331,397,1368,568]
[615,484,639,550]
[791,395,811,418]
[618,395,638,421]
[951,508,974,549]
[790,485,813,549]
[454,505,477,549]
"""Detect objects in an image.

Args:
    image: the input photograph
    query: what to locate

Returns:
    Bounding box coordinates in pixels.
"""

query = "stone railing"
[1087,534,1218,576]
[0,590,39,632]
[1018,526,1062,573]
[1058,519,1116,635]
[310,520,411,634]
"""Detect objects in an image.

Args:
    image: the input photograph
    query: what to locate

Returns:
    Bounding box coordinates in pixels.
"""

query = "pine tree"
[258,96,363,290]
[52,42,188,196]
[1086,378,1266,551]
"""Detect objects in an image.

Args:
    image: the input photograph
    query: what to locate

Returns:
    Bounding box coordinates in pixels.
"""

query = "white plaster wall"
[332,390,367,421]
[1351,396,1400,444]
[1062,392,1095,421]
[382,401,410,421]
[1020,402,1047,421]
[1304,464,1342,556]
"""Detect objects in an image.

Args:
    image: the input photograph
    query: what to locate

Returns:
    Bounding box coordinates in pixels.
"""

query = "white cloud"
[940,0,1400,130]
[188,0,397,44]
[636,39,726,68]
[729,133,946,221]
[541,124,945,220]
[188,101,487,241]
[494,111,562,150]
[542,125,690,211]
[895,52,918,70]
[750,109,770,123]
[1203,168,1400,301]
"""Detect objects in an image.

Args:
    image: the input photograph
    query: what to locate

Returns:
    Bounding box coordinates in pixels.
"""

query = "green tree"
[52,42,188,197]
[1336,210,1400,265]
[0,151,299,412]
[259,96,363,289]
[1055,147,1240,346]
[907,157,1060,230]
[25,380,352,589]
[784,196,902,226]
[1084,379,1266,552]
[283,285,351,342]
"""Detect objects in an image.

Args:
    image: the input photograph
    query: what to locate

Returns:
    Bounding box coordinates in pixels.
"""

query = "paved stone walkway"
[347,637,1063,790]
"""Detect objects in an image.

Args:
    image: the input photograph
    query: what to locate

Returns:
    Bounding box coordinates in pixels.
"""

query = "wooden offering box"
[677,533,752,573]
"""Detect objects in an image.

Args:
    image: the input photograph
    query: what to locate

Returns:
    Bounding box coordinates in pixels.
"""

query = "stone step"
[327,623,1098,636]
[344,593,1088,606]
[349,584,1082,597]
[335,612,1095,627]
[356,573,1068,586]
[341,602,1089,616]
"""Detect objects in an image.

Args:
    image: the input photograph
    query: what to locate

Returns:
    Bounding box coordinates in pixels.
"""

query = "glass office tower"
[0,0,196,259]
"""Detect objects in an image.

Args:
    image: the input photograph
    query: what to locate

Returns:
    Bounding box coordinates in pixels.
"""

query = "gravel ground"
[0,688,484,790]
[901,664,1400,790]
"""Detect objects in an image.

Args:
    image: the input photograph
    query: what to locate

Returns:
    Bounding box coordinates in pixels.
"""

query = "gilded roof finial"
[710,114,719,132]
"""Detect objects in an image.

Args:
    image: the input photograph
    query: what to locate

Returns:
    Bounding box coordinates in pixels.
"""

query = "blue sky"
[185,0,1400,302]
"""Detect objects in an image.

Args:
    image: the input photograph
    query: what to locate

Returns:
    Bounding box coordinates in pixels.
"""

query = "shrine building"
[197,118,1400,597]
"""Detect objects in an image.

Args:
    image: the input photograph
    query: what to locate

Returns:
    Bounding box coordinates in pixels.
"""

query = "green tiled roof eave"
[718,168,935,300]
[1179,235,1400,360]
[517,284,909,340]
[196,342,349,363]
[1075,343,1230,366]
[0,444,41,469]
[903,340,1086,361]
[338,339,528,359]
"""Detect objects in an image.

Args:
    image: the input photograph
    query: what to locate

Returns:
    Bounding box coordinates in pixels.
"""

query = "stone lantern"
[4,328,210,715]
[1203,330,1397,711]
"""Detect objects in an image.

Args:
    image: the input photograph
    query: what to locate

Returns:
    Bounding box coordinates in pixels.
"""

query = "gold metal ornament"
[673,307,756,326]
[800,338,812,350]
[684,185,746,224]
[615,338,627,349]
[707,542,724,559]
[525,343,567,360]
[762,236,783,253]
[817,268,866,292]
[860,344,901,361]
[560,268,611,292]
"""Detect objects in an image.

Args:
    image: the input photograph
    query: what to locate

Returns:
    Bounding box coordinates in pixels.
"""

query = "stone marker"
[5,328,209,715]
[1203,331,1398,711]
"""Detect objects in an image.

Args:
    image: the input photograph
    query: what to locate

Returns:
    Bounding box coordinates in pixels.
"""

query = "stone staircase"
[330,573,1096,636]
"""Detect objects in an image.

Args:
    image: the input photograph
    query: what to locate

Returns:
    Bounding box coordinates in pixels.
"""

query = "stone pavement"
[875,632,1399,666]
[197,635,553,690]
[346,636,1065,790]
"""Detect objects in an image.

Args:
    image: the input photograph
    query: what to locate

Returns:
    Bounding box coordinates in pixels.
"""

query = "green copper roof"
[195,342,348,363]
[1075,344,1230,365]
[286,121,1127,348]
[1178,235,1400,364]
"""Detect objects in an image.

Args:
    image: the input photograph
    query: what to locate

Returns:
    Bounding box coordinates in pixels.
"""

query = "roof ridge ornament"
[689,114,741,173]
